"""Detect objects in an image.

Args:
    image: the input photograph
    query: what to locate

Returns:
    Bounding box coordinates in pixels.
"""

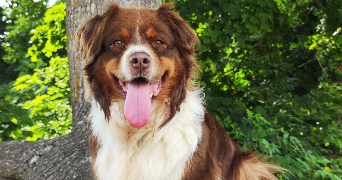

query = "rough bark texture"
[0,0,161,179]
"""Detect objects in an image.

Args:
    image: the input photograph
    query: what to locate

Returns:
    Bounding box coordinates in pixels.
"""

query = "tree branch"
[297,58,315,68]
[316,57,328,77]
[0,128,92,180]
[297,50,327,76]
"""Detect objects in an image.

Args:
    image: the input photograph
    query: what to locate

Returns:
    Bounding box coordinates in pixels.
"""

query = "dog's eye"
[155,40,163,46]
[114,40,122,47]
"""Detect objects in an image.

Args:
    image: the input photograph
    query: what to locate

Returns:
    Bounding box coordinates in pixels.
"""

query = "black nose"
[129,52,151,71]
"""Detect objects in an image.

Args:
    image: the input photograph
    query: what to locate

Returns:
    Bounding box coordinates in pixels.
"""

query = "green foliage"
[0,0,341,179]
[0,84,33,141]
[171,0,342,179]
[0,2,71,141]
[0,6,18,85]
[13,56,71,141]
[26,3,66,66]
[2,0,49,75]
[215,107,342,179]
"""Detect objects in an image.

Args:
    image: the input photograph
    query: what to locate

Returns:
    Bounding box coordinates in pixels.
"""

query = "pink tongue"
[124,81,152,127]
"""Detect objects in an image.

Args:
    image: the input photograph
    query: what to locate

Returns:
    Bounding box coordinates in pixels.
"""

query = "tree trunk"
[0,1,161,179]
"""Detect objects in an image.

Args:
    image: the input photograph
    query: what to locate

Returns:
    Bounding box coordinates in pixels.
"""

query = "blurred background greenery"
[0,0,341,179]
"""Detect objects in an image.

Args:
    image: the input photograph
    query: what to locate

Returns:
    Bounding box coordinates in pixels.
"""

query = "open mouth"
[118,78,162,100]
[118,77,162,128]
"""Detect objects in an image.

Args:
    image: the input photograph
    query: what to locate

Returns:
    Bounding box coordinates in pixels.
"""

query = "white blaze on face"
[136,9,141,43]
[120,44,157,81]
[119,44,159,128]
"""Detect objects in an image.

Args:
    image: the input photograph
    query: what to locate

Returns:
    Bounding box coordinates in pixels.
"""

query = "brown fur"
[87,121,99,164]
[77,2,283,180]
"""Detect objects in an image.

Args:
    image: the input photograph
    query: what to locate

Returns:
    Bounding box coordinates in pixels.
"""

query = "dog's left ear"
[158,3,199,54]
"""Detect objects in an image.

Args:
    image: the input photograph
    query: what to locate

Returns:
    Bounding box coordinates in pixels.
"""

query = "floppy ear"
[76,3,119,64]
[158,3,200,55]
[157,3,201,128]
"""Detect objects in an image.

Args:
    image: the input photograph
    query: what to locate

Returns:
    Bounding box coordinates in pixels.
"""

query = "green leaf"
[255,106,267,116]
[290,43,299,48]
[240,125,249,136]
[19,116,34,126]
[0,113,13,123]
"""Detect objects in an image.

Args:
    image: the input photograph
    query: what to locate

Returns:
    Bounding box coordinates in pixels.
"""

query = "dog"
[77,2,282,180]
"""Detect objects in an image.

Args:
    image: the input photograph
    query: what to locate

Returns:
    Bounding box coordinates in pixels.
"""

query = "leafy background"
[0,0,70,141]
[0,0,341,179]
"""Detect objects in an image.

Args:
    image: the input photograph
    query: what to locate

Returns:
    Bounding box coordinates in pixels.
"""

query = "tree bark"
[0,0,161,179]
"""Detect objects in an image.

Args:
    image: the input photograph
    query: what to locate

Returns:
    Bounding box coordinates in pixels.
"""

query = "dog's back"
[183,112,280,180]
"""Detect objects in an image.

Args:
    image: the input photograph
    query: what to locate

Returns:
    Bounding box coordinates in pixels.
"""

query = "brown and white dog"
[77,2,281,180]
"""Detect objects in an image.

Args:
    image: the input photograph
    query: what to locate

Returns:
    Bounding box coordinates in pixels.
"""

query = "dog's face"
[77,3,199,128]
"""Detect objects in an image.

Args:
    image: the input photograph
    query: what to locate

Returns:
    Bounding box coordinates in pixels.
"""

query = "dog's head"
[77,3,199,128]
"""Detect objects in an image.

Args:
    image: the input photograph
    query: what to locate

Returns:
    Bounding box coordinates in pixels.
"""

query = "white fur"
[89,90,205,180]
[136,10,141,43]
[120,44,157,81]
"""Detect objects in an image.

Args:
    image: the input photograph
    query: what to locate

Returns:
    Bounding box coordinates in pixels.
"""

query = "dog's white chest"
[90,91,205,180]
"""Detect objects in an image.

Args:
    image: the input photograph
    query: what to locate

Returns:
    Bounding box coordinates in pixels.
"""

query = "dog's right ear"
[157,3,199,55]
[77,3,119,64]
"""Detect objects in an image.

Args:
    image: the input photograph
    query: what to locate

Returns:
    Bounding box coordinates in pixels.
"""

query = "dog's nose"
[129,52,150,71]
